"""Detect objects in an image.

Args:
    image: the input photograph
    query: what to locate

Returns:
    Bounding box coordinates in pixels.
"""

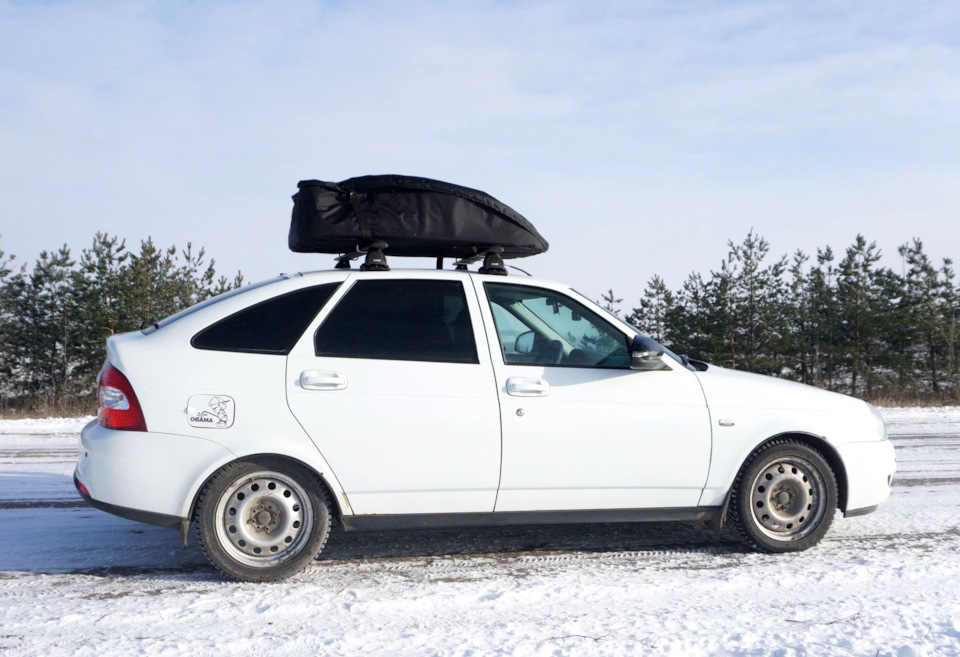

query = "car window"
[314,279,478,363]
[490,302,530,354]
[145,276,286,334]
[192,283,340,355]
[485,283,630,368]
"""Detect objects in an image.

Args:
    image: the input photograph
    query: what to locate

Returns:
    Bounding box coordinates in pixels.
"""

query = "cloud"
[1,0,959,301]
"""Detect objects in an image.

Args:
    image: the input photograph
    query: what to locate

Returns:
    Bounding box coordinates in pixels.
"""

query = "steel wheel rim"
[214,470,314,568]
[750,456,827,541]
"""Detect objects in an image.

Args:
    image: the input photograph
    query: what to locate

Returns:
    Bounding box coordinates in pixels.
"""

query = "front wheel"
[728,440,838,552]
[194,458,332,581]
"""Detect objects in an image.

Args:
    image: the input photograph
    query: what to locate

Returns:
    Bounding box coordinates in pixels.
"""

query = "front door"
[476,280,712,512]
[286,274,501,515]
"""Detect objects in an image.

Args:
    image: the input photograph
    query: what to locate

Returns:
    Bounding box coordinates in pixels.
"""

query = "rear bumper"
[75,420,235,521]
[838,439,896,517]
[74,473,184,529]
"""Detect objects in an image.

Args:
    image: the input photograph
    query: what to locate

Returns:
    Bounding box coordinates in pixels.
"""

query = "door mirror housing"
[629,335,668,371]
[514,331,535,354]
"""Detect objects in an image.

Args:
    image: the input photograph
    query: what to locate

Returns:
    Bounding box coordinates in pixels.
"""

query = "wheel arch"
[750,431,849,512]
[711,430,850,533]
[187,453,346,526]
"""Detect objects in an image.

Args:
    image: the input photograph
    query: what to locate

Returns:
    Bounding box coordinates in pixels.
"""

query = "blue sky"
[2,1,959,305]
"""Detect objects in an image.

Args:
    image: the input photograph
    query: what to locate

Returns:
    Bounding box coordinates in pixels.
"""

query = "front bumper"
[837,438,896,516]
[75,420,235,524]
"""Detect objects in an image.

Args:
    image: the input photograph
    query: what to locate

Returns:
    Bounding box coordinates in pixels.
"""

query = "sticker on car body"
[187,395,235,428]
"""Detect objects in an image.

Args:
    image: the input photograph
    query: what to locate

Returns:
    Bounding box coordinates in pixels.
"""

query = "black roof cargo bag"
[289,175,548,259]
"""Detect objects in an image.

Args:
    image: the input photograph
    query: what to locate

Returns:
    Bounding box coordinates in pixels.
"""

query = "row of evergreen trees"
[1,229,956,415]
[0,233,242,415]
[604,231,959,403]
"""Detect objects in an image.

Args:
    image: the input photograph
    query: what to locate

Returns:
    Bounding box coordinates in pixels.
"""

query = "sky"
[2,0,959,306]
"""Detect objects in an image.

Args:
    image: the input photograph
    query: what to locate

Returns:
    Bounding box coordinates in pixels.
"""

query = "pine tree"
[871,266,913,398]
[808,246,841,391]
[599,289,623,317]
[0,238,18,410]
[899,239,952,397]
[943,259,959,398]
[72,233,130,385]
[628,276,675,343]
[836,236,884,397]
[705,259,738,368]
[664,273,709,360]
[4,247,78,410]
[727,231,787,374]
[784,251,814,384]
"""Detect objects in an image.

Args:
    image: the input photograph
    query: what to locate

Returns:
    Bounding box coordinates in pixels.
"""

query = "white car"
[75,267,896,581]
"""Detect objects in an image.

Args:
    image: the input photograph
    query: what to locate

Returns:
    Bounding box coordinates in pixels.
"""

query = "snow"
[1,409,959,656]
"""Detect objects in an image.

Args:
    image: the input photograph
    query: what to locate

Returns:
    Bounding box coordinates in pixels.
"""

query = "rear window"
[144,277,285,334]
[314,279,478,363]
[192,283,340,355]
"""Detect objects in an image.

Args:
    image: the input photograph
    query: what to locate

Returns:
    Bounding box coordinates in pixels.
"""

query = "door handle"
[506,377,550,397]
[300,370,348,391]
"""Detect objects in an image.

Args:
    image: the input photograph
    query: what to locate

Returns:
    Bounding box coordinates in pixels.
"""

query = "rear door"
[286,272,501,515]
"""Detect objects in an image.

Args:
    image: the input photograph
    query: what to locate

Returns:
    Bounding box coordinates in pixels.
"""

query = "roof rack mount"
[335,241,390,271]
[454,246,507,276]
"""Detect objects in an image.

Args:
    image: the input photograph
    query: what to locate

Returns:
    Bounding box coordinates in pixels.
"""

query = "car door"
[286,273,501,515]
[475,279,712,512]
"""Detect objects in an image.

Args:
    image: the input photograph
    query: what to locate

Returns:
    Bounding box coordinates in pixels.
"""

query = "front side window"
[485,283,630,368]
[192,283,341,355]
[314,279,478,363]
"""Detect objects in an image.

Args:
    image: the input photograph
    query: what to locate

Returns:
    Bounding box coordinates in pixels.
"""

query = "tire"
[194,457,332,582]
[728,439,838,553]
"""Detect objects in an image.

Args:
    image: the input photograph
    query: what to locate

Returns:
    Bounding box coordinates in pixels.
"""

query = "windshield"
[142,276,286,334]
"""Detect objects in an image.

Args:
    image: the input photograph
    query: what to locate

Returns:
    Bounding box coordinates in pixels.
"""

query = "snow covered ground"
[1,409,958,656]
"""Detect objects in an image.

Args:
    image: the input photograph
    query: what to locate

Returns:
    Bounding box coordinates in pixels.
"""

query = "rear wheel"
[728,440,838,552]
[195,458,332,581]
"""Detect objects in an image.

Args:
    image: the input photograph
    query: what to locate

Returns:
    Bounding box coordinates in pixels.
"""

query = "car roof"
[291,267,569,289]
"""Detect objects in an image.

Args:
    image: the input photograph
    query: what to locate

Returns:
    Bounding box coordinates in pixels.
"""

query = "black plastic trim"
[341,507,719,532]
[75,474,184,531]
[843,505,878,518]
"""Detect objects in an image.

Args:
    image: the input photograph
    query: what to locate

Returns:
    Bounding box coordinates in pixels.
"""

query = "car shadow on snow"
[0,473,742,580]
[319,520,739,563]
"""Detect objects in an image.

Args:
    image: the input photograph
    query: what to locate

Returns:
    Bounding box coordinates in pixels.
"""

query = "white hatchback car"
[75,267,896,581]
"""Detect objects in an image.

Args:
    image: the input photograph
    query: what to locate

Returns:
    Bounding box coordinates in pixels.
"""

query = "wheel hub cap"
[250,503,279,533]
[750,457,826,541]
[214,472,313,567]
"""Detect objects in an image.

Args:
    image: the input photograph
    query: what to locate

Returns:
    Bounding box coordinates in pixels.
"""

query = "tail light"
[98,363,147,431]
[76,477,91,498]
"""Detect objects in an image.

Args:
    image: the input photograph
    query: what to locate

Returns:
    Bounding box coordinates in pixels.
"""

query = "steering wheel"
[538,340,564,365]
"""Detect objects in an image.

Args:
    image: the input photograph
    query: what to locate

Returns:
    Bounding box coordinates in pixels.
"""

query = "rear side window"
[314,279,478,363]
[192,284,341,355]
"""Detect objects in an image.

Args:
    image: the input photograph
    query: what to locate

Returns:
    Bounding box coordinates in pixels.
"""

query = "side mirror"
[630,335,667,371]
[515,331,535,354]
